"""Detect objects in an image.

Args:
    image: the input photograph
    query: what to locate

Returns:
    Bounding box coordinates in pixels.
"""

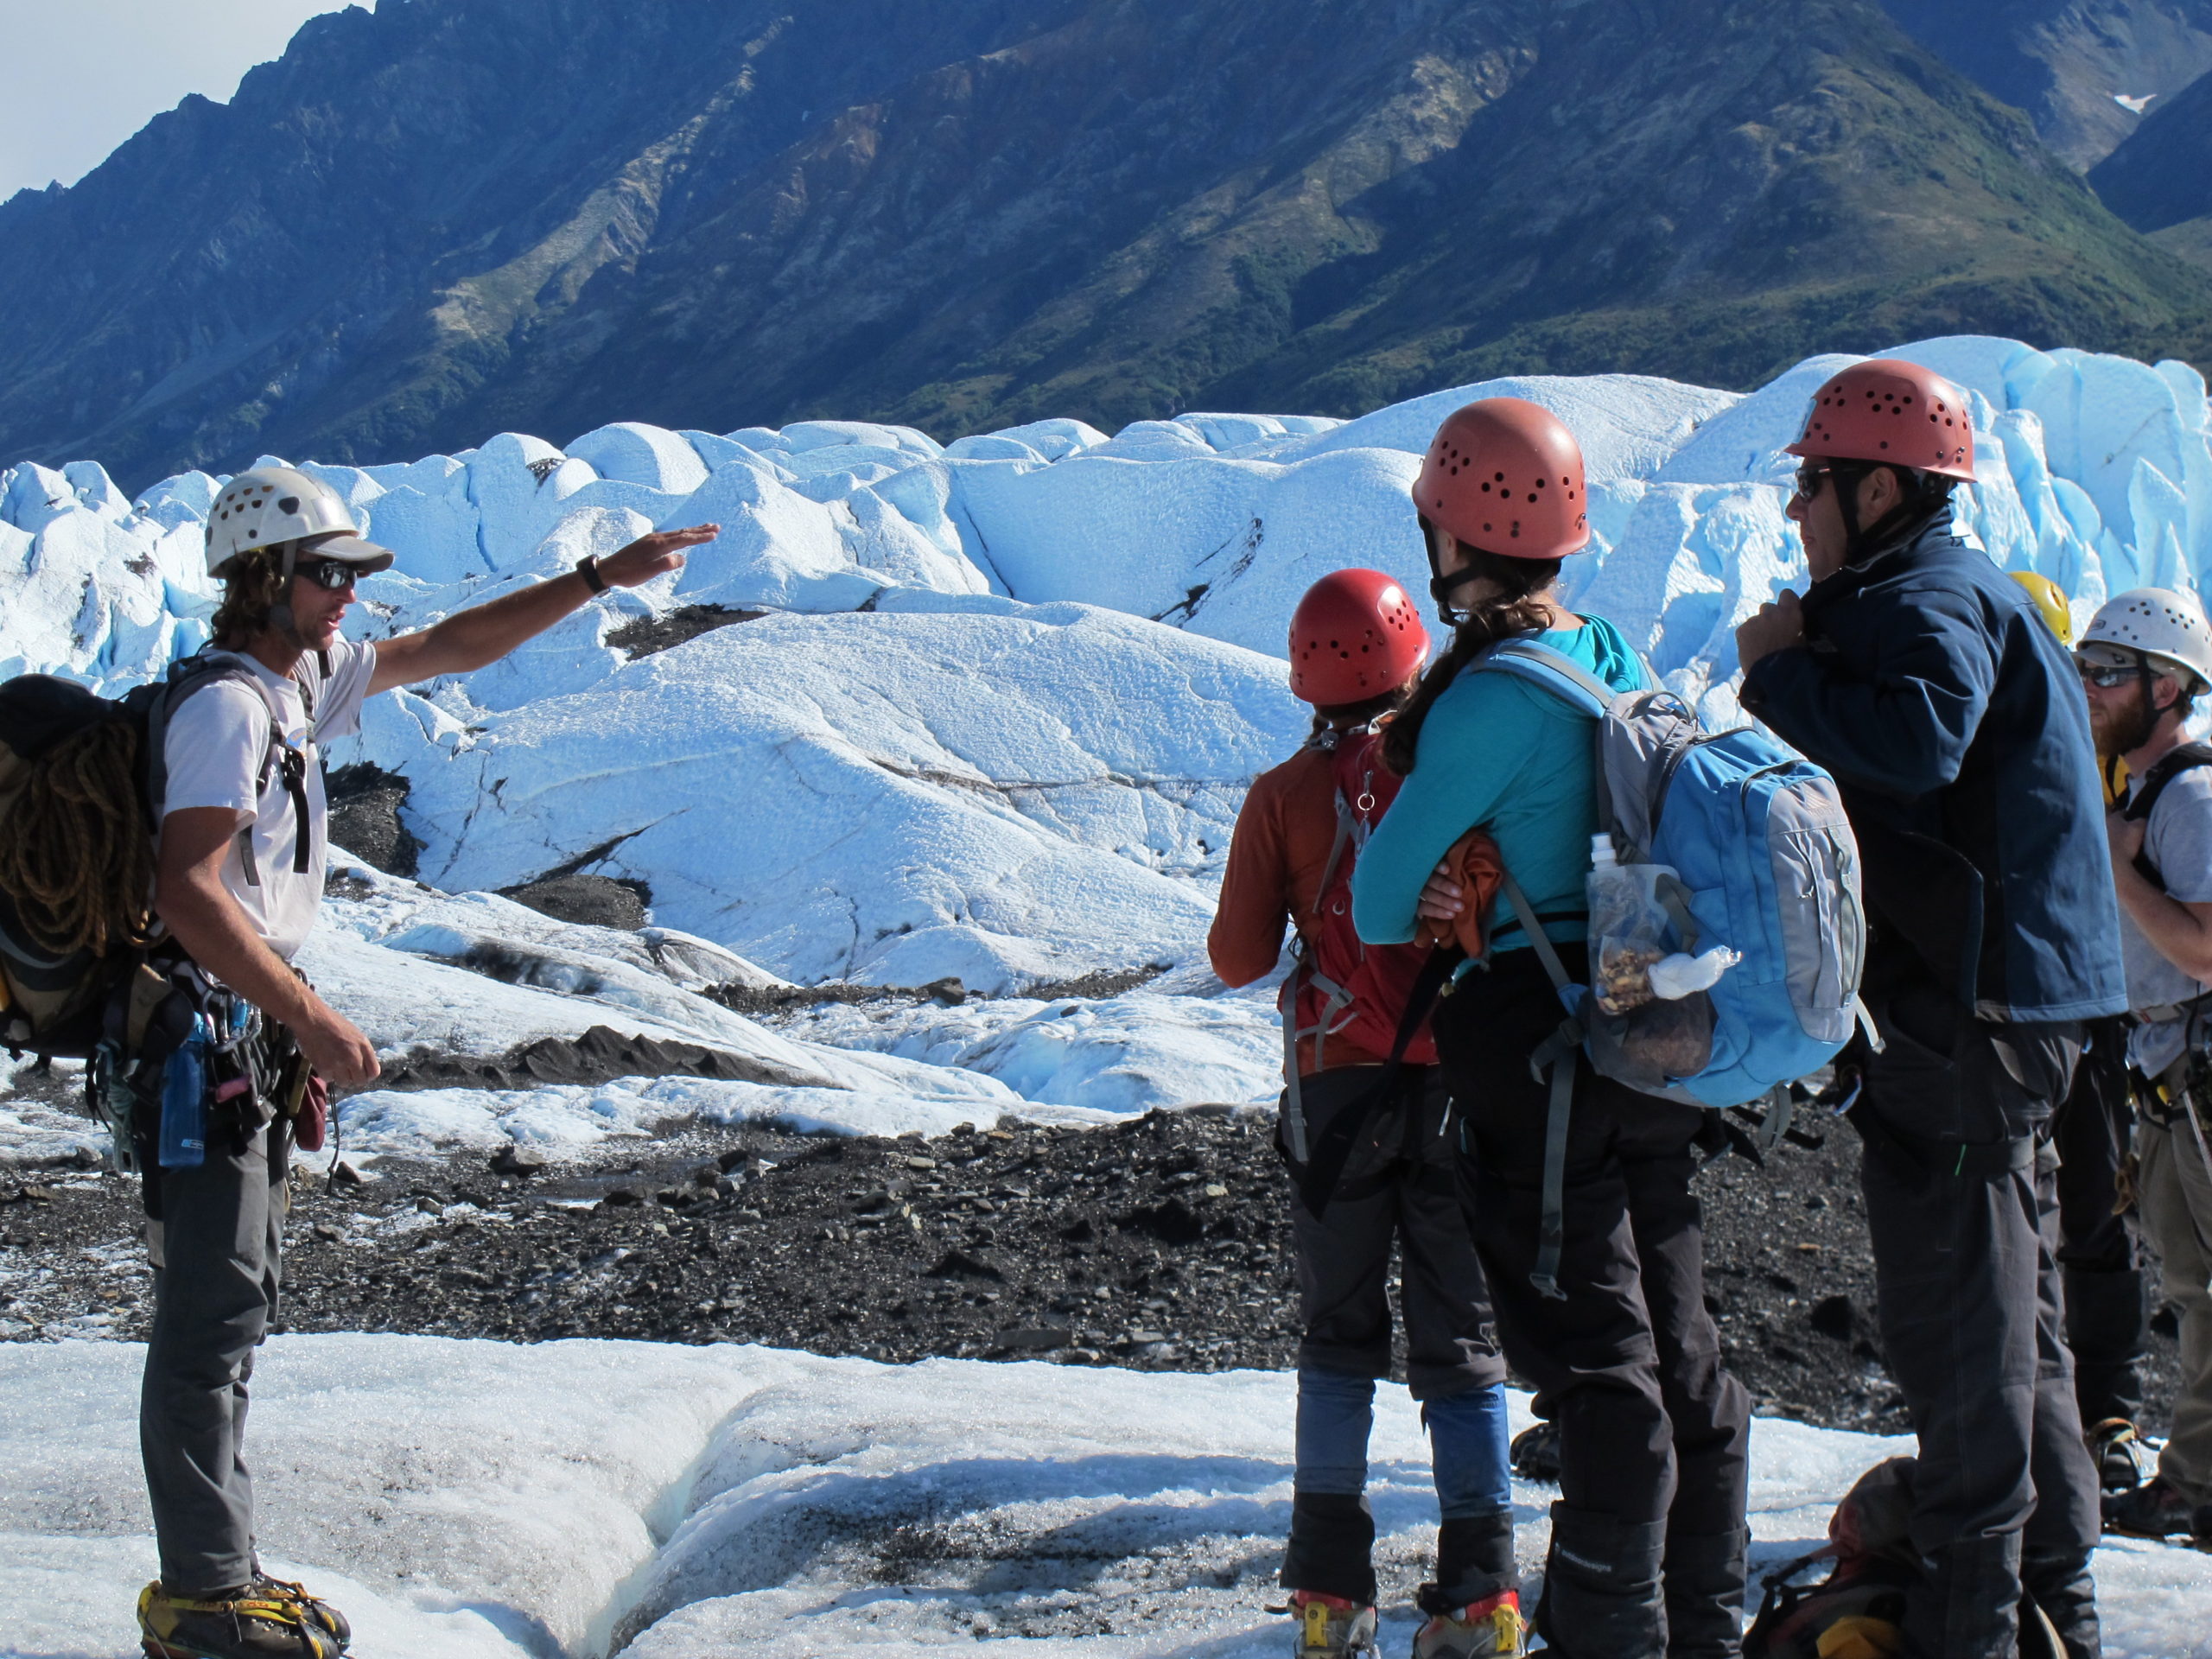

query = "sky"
[0,0,356,200]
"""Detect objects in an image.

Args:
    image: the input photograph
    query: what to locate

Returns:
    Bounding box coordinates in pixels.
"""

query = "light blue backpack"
[1475,639,1869,1294]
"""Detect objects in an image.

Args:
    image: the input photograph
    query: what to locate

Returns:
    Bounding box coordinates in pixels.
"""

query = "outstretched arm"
[155,808,381,1084]
[368,524,717,694]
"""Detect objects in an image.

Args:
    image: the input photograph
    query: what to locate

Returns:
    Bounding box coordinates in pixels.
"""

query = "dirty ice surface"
[1,1334,2204,1659]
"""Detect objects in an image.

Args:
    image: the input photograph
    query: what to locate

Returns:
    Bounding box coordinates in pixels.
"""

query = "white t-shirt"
[2120,762,2212,1077]
[159,639,378,962]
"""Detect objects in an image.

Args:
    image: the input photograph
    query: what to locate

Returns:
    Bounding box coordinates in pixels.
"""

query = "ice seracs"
[2,334,2207,1145]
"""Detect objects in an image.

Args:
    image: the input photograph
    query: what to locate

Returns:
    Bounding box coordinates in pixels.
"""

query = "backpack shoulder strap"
[145,654,313,887]
[1475,638,1615,717]
[143,654,253,826]
[2121,742,2212,825]
[2122,742,2212,891]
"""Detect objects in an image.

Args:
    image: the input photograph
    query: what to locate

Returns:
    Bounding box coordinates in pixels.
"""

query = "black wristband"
[575,555,608,594]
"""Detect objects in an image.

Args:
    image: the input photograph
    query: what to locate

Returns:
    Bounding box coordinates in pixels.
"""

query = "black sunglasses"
[294,557,361,591]
[2073,652,2145,689]
[1791,463,1834,502]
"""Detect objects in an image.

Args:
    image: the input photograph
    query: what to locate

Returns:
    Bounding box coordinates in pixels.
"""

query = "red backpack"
[1281,724,1439,1073]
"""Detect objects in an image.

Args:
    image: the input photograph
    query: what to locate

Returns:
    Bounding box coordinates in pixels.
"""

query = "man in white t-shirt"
[2077,588,2212,1552]
[136,466,714,1659]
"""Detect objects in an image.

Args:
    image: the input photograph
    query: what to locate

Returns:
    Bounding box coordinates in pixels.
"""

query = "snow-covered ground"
[2,1334,2203,1659]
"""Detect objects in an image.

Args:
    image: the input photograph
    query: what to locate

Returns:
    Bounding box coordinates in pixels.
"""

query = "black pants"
[2050,1016,2147,1427]
[1431,949,1751,1536]
[1286,1065,1507,1396]
[1856,979,2102,1659]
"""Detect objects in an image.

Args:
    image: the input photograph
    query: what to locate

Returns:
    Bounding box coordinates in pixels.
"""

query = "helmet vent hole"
[278,497,299,513]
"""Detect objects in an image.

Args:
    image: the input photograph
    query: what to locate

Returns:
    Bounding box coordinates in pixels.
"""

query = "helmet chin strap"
[264,542,307,647]
[1428,568,1478,628]
[1421,518,1480,626]
[1834,465,1953,572]
[2123,663,2177,754]
[1832,463,1878,568]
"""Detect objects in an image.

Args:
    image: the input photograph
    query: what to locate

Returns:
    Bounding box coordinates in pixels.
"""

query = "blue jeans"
[1295,1366,1511,1518]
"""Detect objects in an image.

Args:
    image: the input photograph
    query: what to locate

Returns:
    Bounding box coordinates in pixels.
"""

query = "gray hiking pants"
[141,1114,287,1594]
[2137,1073,2212,1507]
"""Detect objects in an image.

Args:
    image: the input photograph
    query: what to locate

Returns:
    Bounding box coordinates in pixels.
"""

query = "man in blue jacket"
[1735,359,2126,1659]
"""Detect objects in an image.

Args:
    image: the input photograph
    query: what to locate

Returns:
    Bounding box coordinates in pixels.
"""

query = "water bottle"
[159,1015,208,1170]
[1587,833,1674,1015]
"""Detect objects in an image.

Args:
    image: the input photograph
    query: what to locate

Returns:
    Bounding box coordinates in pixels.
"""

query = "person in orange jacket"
[1211,569,1522,1659]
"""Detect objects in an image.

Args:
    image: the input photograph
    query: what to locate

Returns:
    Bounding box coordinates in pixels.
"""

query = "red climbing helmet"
[1412,397,1592,561]
[1287,569,1432,705]
[1785,358,1978,481]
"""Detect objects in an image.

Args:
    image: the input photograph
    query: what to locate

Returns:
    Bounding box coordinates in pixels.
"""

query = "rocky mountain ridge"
[3,0,2209,486]
[2093,57,2212,266]
[1881,0,2212,168]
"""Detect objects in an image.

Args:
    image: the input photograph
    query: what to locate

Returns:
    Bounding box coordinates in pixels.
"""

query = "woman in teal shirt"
[1351,398,1751,1659]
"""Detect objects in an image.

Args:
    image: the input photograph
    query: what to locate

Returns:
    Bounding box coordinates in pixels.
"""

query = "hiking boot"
[1290,1590,1378,1657]
[137,1579,350,1659]
[247,1578,349,1653]
[1411,1586,1526,1657]
[1508,1419,1559,1484]
[2102,1476,2196,1538]
[2085,1418,2155,1494]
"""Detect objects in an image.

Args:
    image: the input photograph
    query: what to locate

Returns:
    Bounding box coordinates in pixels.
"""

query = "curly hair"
[211,549,289,646]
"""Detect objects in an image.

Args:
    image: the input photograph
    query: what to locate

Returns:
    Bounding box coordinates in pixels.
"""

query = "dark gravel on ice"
[0,1086,2181,1440]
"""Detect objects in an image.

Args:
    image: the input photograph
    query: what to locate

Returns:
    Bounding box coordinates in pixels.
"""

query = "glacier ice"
[3,333,2207,1007]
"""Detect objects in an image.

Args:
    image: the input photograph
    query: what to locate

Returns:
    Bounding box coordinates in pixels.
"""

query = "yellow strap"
[1817,1613,1904,1659]
[154,1592,313,1626]
[1303,1600,1330,1649]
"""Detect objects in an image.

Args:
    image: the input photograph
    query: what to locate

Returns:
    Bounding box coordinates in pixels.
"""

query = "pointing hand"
[599,524,719,588]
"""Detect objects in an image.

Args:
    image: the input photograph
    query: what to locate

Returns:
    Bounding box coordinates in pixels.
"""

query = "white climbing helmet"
[203,466,394,579]
[2082,588,2212,689]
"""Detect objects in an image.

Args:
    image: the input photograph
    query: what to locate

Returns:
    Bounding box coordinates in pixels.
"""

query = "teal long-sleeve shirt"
[1351,615,1652,952]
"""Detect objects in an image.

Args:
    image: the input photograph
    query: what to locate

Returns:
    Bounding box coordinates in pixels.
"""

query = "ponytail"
[1382,543,1559,776]
[1307,680,1418,744]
